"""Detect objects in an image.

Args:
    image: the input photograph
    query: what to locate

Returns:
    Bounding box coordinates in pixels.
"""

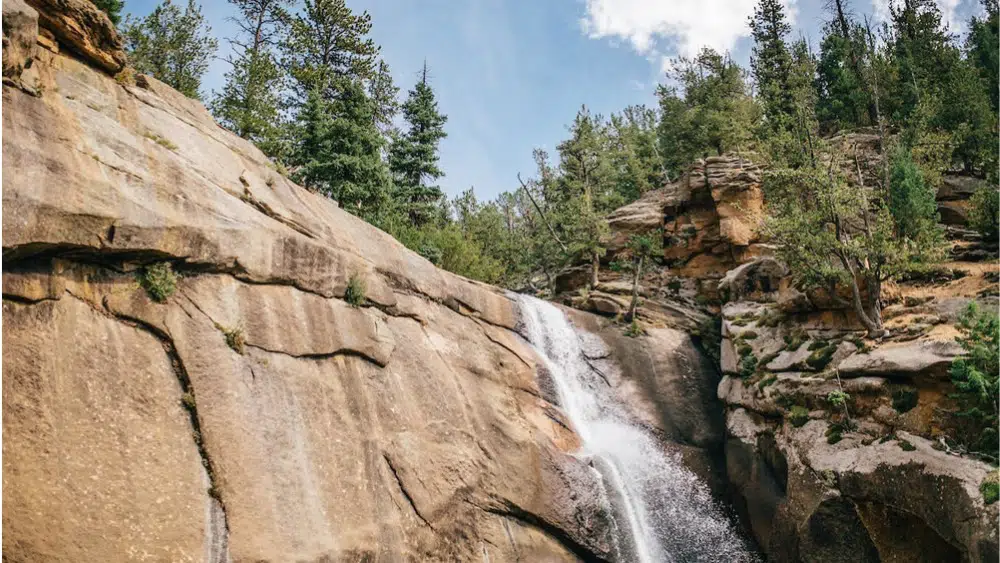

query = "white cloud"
[579,0,798,67]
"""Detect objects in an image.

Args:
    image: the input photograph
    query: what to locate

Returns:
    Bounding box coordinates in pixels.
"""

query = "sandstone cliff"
[1,3,740,562]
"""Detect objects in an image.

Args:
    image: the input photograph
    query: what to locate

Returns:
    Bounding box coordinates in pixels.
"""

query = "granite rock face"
[0,10,654,561]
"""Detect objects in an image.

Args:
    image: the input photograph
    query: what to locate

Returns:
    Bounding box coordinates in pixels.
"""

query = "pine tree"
[389,63,448,226]
[815,0,876,131]
[122,0,218,99]
[966,0,999,113]
[210,0,290,157]
[94,0,125,26]
[295,79,391,223]
[749,0,795,131]
[556,106,614,287]
[369,60,400,135]
[282,0,378,103]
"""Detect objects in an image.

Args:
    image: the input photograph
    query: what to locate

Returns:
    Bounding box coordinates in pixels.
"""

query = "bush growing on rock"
[138,262,177,303]
[345,274,367,307]
[788,406,810,427]
[950,302,999,458]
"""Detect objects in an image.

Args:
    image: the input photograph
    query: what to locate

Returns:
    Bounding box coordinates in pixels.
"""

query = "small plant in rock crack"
[827,390,850,409]
[215,323,246,355]
[138,262,177,302]
[788,405,810,427]
[180,391,197,411]
[981,474,1000,505]
[624,319,645,338]
[344,274,367,307]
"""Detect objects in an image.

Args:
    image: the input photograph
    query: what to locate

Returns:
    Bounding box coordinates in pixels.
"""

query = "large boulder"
[838,338,965,379]
[25,0,126,74]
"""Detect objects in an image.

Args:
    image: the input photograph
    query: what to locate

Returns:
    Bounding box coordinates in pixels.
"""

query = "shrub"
[345,274,366,307]
[827,390,850,409]
[216,324,245,355]
[888,147,944,251]
[806,343,838,370]
[757,373,778,390]
[897,439,917,452]
[950,302,999,457]
[826,425,843,444]
[968,186,999,242]
[144,131,178,151]
[180,391,196,411]
[981,477,999,505]
[789,406,810,427]
[738,351,758,379]
[667,279,683,293]
[892,388,919,413]
[741,330,759,340]
[138,262,177,302]
[625,319,644,338]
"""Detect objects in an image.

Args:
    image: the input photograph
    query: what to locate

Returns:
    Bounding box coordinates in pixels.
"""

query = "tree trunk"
[627,255,644,321]
[590,251,600,288]
[847,275,886,338]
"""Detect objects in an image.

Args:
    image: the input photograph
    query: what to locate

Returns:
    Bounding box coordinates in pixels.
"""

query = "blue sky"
[122,0,984,201]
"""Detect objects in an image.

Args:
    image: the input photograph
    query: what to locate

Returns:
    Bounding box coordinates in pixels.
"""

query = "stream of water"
[516,294,758,563]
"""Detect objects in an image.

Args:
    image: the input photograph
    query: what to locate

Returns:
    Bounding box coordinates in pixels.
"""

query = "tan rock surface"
[24,0,126,74]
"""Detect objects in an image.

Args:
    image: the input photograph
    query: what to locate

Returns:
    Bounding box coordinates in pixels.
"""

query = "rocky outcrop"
[714,263,999,562]
[24,0,126,74]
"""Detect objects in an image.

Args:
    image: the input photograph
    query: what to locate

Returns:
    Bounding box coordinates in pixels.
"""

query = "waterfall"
[516,295,758,563]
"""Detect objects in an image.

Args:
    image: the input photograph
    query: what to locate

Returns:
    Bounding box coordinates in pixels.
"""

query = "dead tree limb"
[517,172,568,253]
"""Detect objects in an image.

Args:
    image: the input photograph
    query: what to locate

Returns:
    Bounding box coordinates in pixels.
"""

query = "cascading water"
[516,294,758,563]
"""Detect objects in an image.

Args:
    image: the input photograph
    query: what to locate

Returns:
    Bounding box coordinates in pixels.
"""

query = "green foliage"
[94,0,125,26]
[981,476,1000,505]
[694,316,723,366]
[897,439,917,452]
[138,262,177,303]
[969,186,999,242]
[624,319,645,338]
[892,388,919,413]
[749,0,795,133]
[122,0,218,99]
[389,64,448,226]
[762,159,934,336]
[292,80,391,222]
[784,329,808,351]
[344,274,367,307]
[739,351,759,379]
[888,147,943,250]
[827,390,850,409]
[210,0,289,157]
[806,343,838,370]
[949,302,999,457]
[282,0,377,100]
[757,374,778,390]
[656,48,756,176]
[181,391,196,411]
[789,405,810,427]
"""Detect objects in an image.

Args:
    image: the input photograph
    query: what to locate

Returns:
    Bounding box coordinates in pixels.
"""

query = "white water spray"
[516,295,758,563]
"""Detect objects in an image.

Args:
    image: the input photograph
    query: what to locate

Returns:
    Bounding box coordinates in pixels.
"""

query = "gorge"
[3,1,998,562]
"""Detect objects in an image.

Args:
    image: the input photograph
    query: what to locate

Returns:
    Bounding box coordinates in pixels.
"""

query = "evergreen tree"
[966,0,999,113]
[888,146,943,249]
[556,106,615,287]
[657,48,757,176]
[282,0,378,103]
[210,0,290,157]
[608,105,663,202]
[389,64,448,226]
[294,79,391,222]
[749,0,795,130]
[94,0,125,25]
[122,0,218,99]
[815,0,876,131]
[369,60,400,135]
